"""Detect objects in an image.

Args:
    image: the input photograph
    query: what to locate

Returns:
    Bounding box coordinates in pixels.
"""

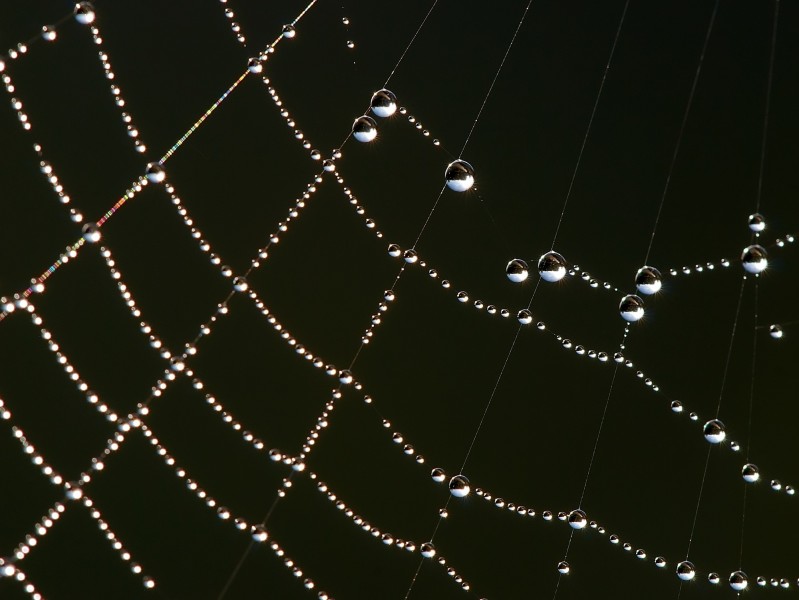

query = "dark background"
[1,1,798,598]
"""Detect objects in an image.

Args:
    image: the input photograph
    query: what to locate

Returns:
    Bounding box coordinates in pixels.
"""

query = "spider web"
[1,1,798,599]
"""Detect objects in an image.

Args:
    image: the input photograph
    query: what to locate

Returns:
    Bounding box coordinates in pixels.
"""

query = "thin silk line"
[684,445,713,559]
[551,0,630,250]
[411,185,446,249]
[755,0,780,212]
[739,282,759,569]
[577,364,620,508]
[715,274,747,417]
[458,0,534,158]
[643,0,719,265]
[384,1,439,87]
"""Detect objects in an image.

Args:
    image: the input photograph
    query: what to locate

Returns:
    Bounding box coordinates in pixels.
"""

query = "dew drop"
[370,89,398,118]
[444,160,475,192]
[145,162,166,183]
[676,561,696,581]
[352,116,377,143]
[538,251,567,282]
[420,542,436,558]
[742,463,759,483]
[506,259,529,283]
[729,571,748,591]
[741,245,768,274]
[748,213,765,232]
[81,222,101,243]
[703,419,726,444]
[619,295,644,322]
[568,509,587,530]
[449,475,470,498]
[74,2,96,25]
[635,266,662,295]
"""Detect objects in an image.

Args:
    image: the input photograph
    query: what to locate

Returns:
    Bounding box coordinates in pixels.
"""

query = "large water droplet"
[619,295,644,322]
[568,509,587,529]
[74,2,96,25]
[252,525,268,542]
[703,419,726,444]
[635,266,662,295]
[449,475,470,498]
[282,24,296,38]
[748,213,765,232]
[420,542,436,558]
[370,89,397,118]
[769,324,783,339]
[445,160,475,192]
[729,571,748,591]
[247,58,263,74]
[352,116,377,143]
[741,245,768,274]
[557,561,570,574]
[742,463,759,483]
[538,252,567,282]
[82,223,101,243]
[506,259,529,283]
[676,561,696,581]
[146,162,166,183]
[431,468,446,483]
[517,309,533,325]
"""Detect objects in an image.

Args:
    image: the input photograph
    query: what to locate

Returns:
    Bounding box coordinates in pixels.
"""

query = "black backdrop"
[1,1,798,599]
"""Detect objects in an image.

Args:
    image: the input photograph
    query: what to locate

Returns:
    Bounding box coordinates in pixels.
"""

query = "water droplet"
[282,24,296,38]
[449,475,470,498]
[403,249,418,264]
[557,561,570,574]
[703,419,726,444]
[65,483,83,500]
[635,266,662,295]
[233,276,248,292]
[322,159,336,172]
[346,40,355,49]
[420,542,436,558]
[445,160,475,192]
[655,557,666,568]
[769,324,783,339]
[41,26,57,42]
[619,295,644,322]
[252,525,268,542]
[670,400,683,413]
[387,244,401,257]
[431,468,446,483]
[370,89,397,118]
[506,259,529,283]
[742,463,759,483]
[247,58,263,74]
[342,17,350,25]
[729,571,748,591]
[81,222,101,243]
[748,213,765,232]
[352,116,377,142]
[568,509,587,529]
[676,561,696,581]
[146,162,166,183]
[538,251,567,282]
[74,2,96,25]
[517,309,533,325]
[708,573,720,584]
[741,245,768,274]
